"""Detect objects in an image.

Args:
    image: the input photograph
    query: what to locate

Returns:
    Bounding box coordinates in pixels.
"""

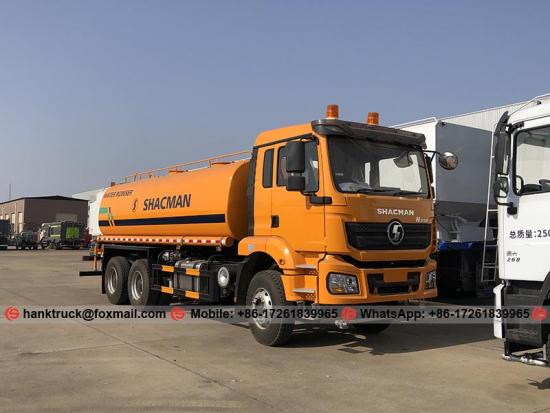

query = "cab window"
[262,149,274,188]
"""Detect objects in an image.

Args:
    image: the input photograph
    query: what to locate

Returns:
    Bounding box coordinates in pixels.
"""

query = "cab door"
[499,119,550,282]
[270,140,325,252]
[251,147,274,237]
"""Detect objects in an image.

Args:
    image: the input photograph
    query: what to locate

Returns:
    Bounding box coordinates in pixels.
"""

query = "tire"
[33,245,38,250]
[246,270,294,346]
[127,259,160,306]
[353,323,391,334]
[104,257,131,305]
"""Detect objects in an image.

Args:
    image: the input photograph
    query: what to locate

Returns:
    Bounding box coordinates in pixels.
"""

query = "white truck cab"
[493,97,550,367]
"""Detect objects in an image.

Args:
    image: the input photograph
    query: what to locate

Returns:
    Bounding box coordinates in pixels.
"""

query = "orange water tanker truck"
[81,105,458,345]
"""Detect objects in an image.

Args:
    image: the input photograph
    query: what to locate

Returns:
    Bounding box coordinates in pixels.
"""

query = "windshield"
[515,126,550,194]
[328,137,429,197]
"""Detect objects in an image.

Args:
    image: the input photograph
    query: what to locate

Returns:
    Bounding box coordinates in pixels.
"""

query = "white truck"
[493,95,550,367]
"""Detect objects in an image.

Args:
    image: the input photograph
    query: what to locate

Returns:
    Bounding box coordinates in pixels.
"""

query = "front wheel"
[246,270,294,346]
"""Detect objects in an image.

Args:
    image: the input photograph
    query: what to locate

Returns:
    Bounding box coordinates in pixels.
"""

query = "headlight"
[328,273,359,294]
[217,266,230,288]
[425,270,437,289]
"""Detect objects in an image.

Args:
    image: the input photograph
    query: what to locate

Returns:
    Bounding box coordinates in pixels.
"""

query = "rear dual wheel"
[104,257,170,306]
[104,257,131,305]
[127,259,166,306]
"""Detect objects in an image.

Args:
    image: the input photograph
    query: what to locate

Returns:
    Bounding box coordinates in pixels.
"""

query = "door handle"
[271,215,279,228]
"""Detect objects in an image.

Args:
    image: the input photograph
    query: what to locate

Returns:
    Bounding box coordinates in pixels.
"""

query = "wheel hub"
[130,271,144,301]
[107,268,118,294]
[251,288,273,329]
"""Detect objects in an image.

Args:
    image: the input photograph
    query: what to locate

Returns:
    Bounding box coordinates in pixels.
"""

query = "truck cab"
[493,98,550,366]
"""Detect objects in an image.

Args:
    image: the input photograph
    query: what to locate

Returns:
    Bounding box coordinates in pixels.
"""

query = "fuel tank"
[98,160,250,240]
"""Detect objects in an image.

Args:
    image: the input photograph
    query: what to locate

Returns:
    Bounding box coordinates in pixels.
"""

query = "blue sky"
[1,0,549,200]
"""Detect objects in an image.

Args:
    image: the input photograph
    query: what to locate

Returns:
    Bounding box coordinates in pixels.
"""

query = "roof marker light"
[325,104,339,119]
[367,112,380,125]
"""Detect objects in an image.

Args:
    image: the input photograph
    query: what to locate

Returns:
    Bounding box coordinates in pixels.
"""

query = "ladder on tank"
[481,124,499,285]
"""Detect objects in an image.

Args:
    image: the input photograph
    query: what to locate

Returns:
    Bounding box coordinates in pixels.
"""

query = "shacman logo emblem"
[387,221,405,245]
[131,198,139,212]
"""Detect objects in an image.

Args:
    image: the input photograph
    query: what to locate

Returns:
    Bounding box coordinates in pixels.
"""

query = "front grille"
[367,272,420,295]
[346,222,431,250]
[342,256,426,269]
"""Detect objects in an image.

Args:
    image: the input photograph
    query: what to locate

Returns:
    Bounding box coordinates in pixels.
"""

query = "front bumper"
[283,254,437,304]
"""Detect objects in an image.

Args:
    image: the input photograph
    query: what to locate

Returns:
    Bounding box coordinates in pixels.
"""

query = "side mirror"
[438,152,458,170]
[493,176,509,200]
[286,175,306,191]
[394,151,413,168]
[286,141,306,173]
[493,175,517,214]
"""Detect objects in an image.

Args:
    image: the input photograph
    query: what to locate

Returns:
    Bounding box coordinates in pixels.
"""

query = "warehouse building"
[0,196,88,234]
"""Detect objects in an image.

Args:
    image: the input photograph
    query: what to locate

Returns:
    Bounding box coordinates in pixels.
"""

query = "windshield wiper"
[393,190,427,196]
[355,188,399,195]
